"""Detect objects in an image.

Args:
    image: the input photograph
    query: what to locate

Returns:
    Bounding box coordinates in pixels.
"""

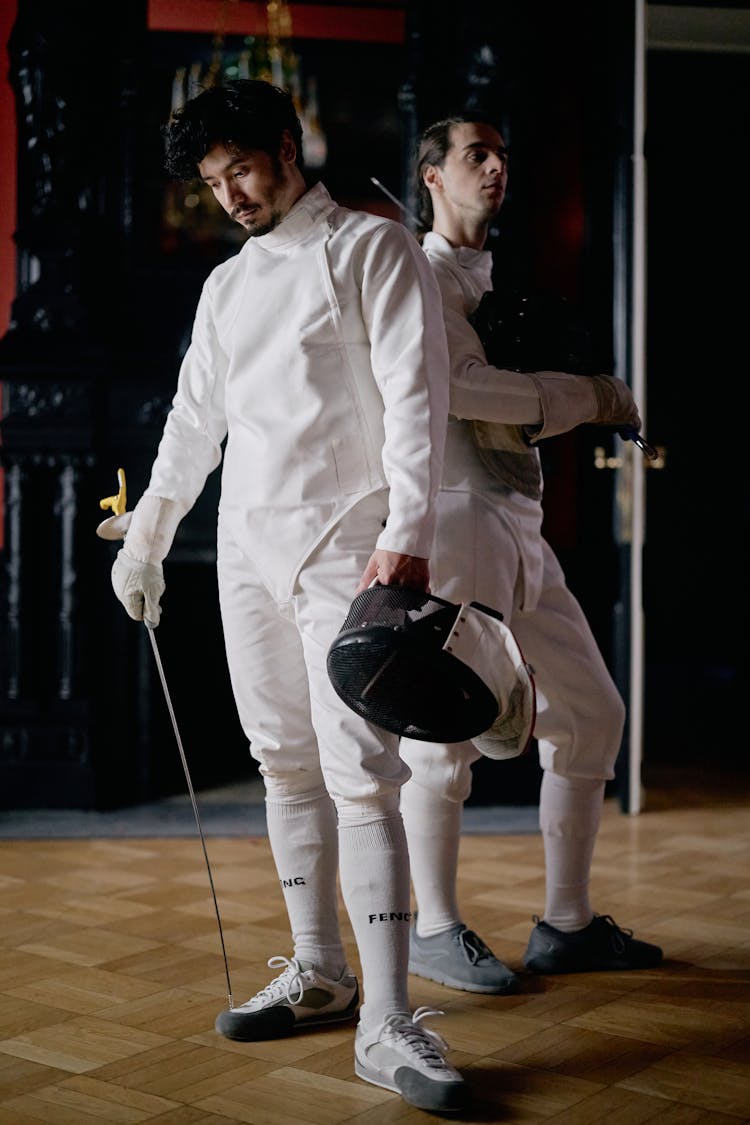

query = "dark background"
[1,0,747,810]
[642,45,748,772]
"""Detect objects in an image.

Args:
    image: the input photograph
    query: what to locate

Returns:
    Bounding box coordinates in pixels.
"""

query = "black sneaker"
[524,914,663,974]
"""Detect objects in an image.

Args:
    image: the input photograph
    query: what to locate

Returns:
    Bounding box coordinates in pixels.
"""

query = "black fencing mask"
[327,584,535,757]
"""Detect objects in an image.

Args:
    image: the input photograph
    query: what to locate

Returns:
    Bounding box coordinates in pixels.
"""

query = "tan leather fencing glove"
[522,371,641,443]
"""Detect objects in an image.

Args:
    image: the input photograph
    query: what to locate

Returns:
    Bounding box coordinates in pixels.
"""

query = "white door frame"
[627,0,647,815]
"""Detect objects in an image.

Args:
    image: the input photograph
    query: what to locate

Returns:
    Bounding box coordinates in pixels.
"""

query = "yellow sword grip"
[99,468,127,516]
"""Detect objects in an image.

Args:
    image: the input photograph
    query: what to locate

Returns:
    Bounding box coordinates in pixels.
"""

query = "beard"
[240,209,283,237]
[235,158,288,238]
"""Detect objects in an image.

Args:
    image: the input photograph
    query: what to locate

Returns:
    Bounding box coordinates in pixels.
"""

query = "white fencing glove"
[111,495,186,628]
[112,552,166,628]
[523,371,641,442]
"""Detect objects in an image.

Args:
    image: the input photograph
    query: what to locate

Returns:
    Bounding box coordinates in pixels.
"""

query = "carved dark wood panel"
[0,0,245,810]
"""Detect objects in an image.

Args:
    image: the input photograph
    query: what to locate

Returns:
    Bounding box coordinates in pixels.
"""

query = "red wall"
[148,0,404,43]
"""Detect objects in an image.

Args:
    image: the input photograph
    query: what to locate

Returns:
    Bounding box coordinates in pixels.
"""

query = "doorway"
[643,5,750,781]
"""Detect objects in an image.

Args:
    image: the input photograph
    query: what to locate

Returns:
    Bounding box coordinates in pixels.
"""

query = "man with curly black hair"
[110,80,469,1114]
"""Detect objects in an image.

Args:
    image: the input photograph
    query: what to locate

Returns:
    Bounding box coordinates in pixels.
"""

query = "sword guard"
[99,468,128,515]
[97,468,132,540]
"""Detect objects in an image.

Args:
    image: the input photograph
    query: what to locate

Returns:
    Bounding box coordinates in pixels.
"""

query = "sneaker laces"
[385,1007,450,1070]
[457,927,496,965]
[596,914,633,954]
[241,955,307,1009]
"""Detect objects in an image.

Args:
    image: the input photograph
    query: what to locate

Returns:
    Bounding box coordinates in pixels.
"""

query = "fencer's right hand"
[356,550,430,594]
[111,548,165,628]
[524,370,642,443]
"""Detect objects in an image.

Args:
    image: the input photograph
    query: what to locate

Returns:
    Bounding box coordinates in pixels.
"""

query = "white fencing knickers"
[216,491,410,803]
[399,488,625,795]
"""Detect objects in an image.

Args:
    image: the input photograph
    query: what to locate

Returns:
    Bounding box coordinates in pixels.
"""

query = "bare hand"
[356,550,430,594]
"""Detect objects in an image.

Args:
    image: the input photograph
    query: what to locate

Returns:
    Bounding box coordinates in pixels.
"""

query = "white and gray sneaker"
[215,955,359,1041]
[354,1006,468,1113]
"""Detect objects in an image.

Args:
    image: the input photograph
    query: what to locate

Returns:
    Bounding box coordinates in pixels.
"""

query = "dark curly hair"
[163,79,304,181]
[414,112,498,236]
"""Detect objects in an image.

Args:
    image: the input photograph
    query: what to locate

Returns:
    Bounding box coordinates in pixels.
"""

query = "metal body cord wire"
[146,623,234,1010]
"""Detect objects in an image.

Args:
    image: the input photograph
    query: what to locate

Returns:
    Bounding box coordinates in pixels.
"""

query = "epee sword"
[97,469,234,1010]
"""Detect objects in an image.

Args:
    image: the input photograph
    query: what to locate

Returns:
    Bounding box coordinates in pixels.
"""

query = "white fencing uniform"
[400,232,625,803]
[142,183,450,801]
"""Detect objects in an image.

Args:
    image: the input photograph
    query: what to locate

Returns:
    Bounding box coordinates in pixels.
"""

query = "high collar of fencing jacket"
[420,231,543,504]
[246,180,337,251]
[421,231,493,297]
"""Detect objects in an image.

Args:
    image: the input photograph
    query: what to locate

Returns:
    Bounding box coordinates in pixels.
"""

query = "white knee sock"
[337,798,411,1029]
[265,788,347,977]
[539,770,605,932]
[400,778,462,937]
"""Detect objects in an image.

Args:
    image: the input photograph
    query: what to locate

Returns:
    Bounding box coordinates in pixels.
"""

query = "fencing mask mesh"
[327,585,535,757]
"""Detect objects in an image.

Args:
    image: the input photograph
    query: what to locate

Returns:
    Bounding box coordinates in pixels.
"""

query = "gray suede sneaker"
[524,914,663,974]
[409,919,519,994]
[215,955,359,1041]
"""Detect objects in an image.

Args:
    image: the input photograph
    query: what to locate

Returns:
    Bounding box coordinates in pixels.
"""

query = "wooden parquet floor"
[1,768,749,1124]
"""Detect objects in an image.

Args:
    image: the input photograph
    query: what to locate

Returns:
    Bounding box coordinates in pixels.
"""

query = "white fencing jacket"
[421,231,547,610]
[145,183,449,594]
[421,231,545,498]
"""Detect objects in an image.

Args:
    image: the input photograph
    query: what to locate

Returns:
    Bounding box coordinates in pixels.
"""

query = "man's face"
[436,121,509,223]
[198,143,291,237]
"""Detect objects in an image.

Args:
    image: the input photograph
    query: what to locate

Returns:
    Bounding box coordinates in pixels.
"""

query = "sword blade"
[146,623,234,1009]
